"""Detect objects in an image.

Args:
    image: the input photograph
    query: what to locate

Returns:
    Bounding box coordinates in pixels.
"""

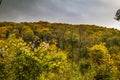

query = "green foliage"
[1,21,120,79]
[88,44,118,80]
[89,43,110,65]
[0,34,68,80]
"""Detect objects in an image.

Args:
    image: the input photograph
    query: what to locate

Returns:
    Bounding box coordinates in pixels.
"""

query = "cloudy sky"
[0,0,120,29]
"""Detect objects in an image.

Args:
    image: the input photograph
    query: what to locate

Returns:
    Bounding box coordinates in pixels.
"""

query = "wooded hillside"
[0,21,120,80]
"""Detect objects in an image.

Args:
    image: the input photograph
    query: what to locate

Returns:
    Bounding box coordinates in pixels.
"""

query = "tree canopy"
[0,21,120,80]
[114,9,120,21]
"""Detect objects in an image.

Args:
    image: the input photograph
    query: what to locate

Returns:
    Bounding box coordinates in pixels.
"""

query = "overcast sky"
[0,0,120,29]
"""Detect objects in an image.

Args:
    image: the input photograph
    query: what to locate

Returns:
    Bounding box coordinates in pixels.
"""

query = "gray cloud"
[0,0,120,29]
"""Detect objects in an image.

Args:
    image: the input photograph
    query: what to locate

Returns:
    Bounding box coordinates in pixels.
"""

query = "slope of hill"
[0,21,120,80]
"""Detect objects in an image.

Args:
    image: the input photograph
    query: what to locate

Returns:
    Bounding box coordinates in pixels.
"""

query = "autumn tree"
[89,43,118,80]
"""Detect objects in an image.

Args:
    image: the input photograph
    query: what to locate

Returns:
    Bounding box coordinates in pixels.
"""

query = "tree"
[89,43,118,80]
[0,34,68,80]
[89,43,110,65]
[114,9,120,21]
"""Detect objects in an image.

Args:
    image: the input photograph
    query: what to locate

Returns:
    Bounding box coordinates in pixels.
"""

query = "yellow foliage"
[89,43,111,65]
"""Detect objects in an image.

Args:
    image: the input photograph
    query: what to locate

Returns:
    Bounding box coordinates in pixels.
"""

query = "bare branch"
[0,0,2,5]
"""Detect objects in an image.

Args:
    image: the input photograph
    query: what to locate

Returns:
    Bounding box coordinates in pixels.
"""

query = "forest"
[0,21,120,80]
